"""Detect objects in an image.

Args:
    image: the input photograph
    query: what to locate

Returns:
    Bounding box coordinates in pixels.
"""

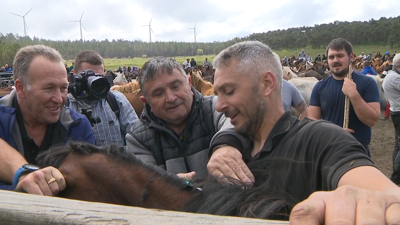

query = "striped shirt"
[68,91,138,147]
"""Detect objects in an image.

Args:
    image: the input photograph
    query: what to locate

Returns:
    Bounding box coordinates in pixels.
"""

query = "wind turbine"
[188,22,197,43]
[70,12,86,42]
[142,18,154,43]
[10,8,33,37]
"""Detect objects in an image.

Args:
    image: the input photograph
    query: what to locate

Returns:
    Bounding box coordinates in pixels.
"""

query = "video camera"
[68,69,111,101]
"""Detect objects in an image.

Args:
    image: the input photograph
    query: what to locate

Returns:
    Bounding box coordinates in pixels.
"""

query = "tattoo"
[296,101,307,113]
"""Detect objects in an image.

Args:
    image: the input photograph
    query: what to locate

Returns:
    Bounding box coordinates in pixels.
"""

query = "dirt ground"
[370,114,395,179]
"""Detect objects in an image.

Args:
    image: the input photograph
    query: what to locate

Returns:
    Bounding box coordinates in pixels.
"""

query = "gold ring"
[47,177,56,185]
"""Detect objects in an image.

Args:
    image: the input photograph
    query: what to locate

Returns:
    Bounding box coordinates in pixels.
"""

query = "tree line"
[0,16,399,66]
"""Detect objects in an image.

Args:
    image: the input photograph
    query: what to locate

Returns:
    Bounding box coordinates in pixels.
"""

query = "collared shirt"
[68,91,138,147]
[242,111,373,203]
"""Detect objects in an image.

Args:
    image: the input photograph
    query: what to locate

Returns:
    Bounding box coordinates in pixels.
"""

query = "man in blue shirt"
[0,45,95,193]
[309,38,380,156]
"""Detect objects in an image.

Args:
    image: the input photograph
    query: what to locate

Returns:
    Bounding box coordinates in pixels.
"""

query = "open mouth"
[47,106,60,112]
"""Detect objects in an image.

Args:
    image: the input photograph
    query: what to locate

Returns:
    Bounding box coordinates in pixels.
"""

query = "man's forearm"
[0,139,27,183]
[349,94,380,127]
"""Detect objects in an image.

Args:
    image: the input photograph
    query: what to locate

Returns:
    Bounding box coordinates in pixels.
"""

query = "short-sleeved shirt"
[282,80,304,112]
[242,111,374,203]
[309,72,380,149]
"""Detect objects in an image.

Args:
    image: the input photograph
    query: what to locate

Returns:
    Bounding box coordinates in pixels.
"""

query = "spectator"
[360,61,377,75]
[67,50,139,147]
[4,64,12,72]
[309,38,380,156]
[69,62,74,72]
[125,56,246,179]
[393,51,397,57]
[382,53,400,184]
[375,51,382,59]
[383,51,390,62]
[321,54,327,60]
[366,52,373,61]
[203,58,211,67]
[0,66,5,72]
[282,80,308,120]
[382,56,394,79]
[183,58,191,69]
[298,49,306,61]
[359,52,367,60]
[190,58,197,68]
[314,54,322,62]
[305,53,313,62]
[0,45,95,192]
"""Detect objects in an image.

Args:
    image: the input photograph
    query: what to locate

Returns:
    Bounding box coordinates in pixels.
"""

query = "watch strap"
[12,166,27,190]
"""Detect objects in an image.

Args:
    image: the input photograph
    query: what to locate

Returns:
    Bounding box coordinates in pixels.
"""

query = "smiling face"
[141,68,193,128]
[213,60,266,136]
[17,56,69,126]
[327,48,354,78]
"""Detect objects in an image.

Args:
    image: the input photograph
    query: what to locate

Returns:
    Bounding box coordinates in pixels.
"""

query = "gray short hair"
[13,45,63,89]
[212,41,282,91]
[138,57,188,97]
[393,54,400,69]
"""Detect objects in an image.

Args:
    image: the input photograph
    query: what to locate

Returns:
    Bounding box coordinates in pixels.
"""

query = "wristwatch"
[12,164,40,189]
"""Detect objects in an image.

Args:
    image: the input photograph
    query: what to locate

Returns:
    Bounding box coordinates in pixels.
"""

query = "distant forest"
[0,16,399,65]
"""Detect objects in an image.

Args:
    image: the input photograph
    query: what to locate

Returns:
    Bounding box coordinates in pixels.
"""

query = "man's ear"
[14,79,26,99]
[260,72,275,97]
[140,96,147,103]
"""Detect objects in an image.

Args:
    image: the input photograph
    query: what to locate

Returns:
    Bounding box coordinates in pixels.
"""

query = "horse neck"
[58,152,195,210]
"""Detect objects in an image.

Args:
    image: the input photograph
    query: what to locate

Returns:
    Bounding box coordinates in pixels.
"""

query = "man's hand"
[343,127,354,133]
[342,77,358,98]
[207,146,254,184]
[15,166,66,196]
[289,185,400,224]
[177,171,196,181]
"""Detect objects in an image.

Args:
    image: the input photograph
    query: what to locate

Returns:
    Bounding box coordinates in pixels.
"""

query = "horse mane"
[37,142,295,220]
[36,142,189,190]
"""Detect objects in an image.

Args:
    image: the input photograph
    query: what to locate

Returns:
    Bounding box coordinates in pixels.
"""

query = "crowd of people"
[0,39,399,222]
[0,63,13,72]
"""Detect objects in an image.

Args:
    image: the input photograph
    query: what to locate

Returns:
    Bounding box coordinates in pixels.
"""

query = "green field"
[90,45,397,71]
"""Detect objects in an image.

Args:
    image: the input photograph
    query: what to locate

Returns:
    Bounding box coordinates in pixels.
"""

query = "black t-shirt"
[242,112,374,203]
[13,96,65,163]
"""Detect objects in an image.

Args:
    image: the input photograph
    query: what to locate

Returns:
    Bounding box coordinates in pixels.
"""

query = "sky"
[1,0,399,43]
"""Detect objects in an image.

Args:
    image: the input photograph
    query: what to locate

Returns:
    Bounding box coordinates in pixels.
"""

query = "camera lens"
[87,76,110,99]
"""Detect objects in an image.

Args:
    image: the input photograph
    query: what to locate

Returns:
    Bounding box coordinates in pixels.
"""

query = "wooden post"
[343,65,353,128]
[0,190,289,225]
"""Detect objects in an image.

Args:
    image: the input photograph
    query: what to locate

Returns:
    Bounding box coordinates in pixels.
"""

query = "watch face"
[22,164,40,172]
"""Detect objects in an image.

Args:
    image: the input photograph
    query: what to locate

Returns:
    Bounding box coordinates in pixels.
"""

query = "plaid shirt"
[68,91,138,146]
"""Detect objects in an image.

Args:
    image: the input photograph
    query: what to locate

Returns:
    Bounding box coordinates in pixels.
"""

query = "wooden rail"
[0,190,289,224]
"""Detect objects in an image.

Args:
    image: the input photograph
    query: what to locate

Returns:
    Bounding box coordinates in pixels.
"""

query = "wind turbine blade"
[81,23,87,31]
[149,17,152,25]
[10,12,23,17]
[194,22,197,28]
[24,21,29,30]
[24,8,33,16]
[80,12,84,20]
[70,20,79,22]
[150,27,154,34]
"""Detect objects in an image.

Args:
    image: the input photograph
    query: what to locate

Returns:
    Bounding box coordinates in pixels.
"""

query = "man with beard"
[308,38,380,156]
[207,40,400,223]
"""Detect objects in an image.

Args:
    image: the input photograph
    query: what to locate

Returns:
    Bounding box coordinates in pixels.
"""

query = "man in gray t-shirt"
[282,80,308,120]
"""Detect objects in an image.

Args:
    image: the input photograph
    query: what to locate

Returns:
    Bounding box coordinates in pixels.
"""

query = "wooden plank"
[0,190,289,224]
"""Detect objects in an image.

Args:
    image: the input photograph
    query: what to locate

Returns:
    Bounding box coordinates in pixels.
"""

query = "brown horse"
[188,70,214,96]
[36,142,293,220]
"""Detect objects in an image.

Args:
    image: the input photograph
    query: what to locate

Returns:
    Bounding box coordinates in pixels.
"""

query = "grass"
[70,45,397,71]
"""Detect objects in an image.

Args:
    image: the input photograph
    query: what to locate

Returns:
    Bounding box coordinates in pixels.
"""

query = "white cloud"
[1,0,399,42]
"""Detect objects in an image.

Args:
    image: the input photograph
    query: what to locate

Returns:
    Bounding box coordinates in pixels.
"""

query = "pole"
[343,65,353,128]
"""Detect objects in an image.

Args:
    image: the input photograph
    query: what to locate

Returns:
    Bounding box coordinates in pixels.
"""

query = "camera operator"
[67,50,138,147]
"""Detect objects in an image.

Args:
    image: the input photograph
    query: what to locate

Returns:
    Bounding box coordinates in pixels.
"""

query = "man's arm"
[342,77,380,127]
[295,101,308,120]
[0,138,27,183]
[308,106,321,120]
[0,138,65,195]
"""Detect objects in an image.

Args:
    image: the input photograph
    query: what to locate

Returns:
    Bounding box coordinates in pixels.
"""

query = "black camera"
[68,69,111,101]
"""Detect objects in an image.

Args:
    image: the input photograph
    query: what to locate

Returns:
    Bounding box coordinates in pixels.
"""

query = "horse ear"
[140,96,147,104]
[188,74,192,85]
